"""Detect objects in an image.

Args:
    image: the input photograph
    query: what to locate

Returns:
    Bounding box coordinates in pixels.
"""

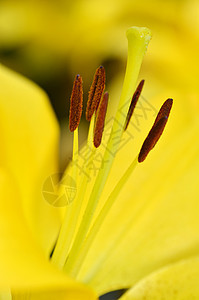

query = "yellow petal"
[119,256,199,300]
[0,168,96,299]
[0,64,62,254]
[78,108,199,295]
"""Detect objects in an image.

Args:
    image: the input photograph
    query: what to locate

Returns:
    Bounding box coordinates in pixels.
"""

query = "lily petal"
[119,256,199,300]
[0,168,96,299]
[78,102,199,295]
[0,64,62,254]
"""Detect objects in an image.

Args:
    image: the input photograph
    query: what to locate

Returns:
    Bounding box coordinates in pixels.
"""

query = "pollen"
[69,74,83,132]
[124,80,145,131]
[86,66,106,121]
[93,92,109,148]
[138,98,173,162]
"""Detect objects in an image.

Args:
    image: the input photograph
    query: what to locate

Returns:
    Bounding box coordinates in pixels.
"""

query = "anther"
[86,66,106,121]
[69,74,83,132]
[93,92,109,148]
[153,98,173,127]
[138,98,173,162]
[124,80,145,131]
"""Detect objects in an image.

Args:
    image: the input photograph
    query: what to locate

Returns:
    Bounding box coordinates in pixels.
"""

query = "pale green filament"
[73,127,79,161]
[64,27,151,273]
[64,156,138,276]
[52,118,96,268]
[76,114,96,213]
[51,128,79,267]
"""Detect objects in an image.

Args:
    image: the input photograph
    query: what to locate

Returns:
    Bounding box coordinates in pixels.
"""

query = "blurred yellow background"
[0,0,198,167]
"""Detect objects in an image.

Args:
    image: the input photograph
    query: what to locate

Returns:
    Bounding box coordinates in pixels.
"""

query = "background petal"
[0,168,96,300]
[0,64,62,254]
[119,256,199,300]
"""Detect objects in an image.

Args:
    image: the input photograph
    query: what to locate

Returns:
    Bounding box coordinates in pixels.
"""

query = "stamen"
[124,80,145,131]
[86,66,106,121]
[69,74,83,132]
[93,92,109,148]
[62,27,152,275]
[138,98,173,162]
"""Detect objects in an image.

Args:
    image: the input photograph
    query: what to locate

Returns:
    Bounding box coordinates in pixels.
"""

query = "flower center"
[50,26,173,280]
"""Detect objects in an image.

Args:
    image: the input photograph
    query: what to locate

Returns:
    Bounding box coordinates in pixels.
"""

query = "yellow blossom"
[0,25,199,300]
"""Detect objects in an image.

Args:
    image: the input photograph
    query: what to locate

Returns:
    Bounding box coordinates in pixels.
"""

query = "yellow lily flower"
[1,25,199,300]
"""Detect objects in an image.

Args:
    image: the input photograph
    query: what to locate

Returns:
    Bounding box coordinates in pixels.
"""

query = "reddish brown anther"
[153,98,173,127]
[86,66,106,121]
[93,92,109,148]
[69,74,83,132]
[124,80,145,131]
[138,98,173,163]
